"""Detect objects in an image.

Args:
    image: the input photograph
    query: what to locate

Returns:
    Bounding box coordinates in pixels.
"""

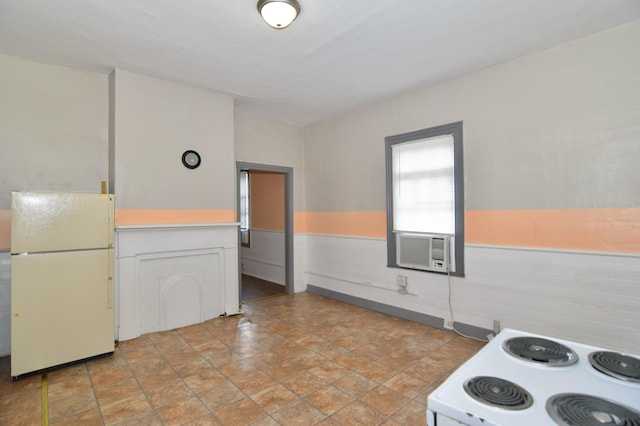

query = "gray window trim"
[385,121,465,276]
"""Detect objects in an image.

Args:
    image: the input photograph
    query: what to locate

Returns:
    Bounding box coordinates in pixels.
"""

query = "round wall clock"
[182,150,201,169]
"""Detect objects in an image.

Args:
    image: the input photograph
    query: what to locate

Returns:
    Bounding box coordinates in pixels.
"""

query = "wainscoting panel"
[241,229,285,285]
[116,223,239,341]
[138,249,223,334]
[305,234,640,354]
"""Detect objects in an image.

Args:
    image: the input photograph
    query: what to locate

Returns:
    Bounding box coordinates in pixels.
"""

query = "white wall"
[234,105,305,210]
[0,54,108,355]
[111,70,239,340]
[306,236,640,353]
[0,63,241,353]
[303,21,640,354]
[241,230,286,285]
[305,21,640,213]
[234,105,307,292]
[111,69,235,211]
[116,224,239,341]
[0,55,108,204]
[0,54,108,248]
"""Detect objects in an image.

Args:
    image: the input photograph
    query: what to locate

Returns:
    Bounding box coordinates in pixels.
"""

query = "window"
[385,121,464,275]
[239,170,250,247]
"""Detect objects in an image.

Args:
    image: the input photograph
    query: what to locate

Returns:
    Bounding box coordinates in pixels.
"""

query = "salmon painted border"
[3,208,639,253]
[295,211,386,238]
[465,208,640,253]
[296,208,640,253]
[0,209,237,250]
[115,209,236,226]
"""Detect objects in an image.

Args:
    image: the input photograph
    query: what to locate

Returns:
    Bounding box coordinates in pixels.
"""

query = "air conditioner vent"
[431,237,445,261]
[396,233,449,273]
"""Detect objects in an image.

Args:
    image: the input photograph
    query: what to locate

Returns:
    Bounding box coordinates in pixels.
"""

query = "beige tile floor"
[0,292,484,425]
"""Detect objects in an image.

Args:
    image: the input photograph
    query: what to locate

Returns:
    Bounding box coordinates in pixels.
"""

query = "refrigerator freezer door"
[11,192,114,253]
[11,249,114,377]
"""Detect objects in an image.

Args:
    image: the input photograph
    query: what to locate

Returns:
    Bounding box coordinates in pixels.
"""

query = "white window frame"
[385,121,465,276]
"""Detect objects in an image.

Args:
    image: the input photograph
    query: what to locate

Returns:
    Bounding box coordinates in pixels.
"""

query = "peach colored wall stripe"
[297,211,387,238]
[0,209,237,249]
[295,208,639,253]
[251,173,285,231]
[5,208,638,253]
[294,212,307,234]
[115,209,236,226]
[466,208,640,253]
[0,210,10,250]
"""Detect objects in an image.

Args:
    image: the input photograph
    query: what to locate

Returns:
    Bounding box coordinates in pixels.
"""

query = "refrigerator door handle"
[108,248,114,309]
[108,277,113,309]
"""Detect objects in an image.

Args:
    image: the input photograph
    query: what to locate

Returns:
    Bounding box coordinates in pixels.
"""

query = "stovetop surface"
[427,328,640,426]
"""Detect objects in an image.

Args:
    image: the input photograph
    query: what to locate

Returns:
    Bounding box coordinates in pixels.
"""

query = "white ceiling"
[1,0,639,125]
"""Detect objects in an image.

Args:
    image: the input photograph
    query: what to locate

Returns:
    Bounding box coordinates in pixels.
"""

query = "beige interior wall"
[234,105,305,212]
[304,20,640,214]
[111,69,235,214]
[234,105,306,291]
[0,54,108,250]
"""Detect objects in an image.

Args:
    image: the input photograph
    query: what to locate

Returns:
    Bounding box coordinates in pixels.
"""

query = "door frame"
[236,161,294,300]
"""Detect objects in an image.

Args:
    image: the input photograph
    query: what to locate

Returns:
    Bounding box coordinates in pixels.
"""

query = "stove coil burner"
[463,376,533,410]
[502,336,579,366]
[589,351,640,383]
[547,393,640,426]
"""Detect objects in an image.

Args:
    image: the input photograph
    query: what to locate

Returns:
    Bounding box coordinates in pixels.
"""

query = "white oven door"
[427,409,468,426]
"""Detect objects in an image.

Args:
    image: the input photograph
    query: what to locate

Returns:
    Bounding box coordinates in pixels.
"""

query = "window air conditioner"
[396,233,449,273]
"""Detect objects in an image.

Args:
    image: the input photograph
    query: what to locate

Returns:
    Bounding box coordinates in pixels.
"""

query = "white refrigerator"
[11,191,115,379]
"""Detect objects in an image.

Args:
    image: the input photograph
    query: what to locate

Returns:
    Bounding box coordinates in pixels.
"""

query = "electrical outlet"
[397,275,408,294]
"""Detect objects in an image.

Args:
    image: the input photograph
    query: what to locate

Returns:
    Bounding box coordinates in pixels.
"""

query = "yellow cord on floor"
[41,373,49,426]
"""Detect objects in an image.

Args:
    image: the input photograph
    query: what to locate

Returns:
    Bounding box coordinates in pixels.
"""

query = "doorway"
[236,162,293,303]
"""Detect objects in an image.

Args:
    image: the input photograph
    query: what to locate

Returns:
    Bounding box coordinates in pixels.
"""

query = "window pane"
[392,134,454,234]
[239,171,249,229]
[240,228,250,245]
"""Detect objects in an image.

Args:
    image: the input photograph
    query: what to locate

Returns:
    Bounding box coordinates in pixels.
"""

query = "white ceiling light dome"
[257,0,300,29]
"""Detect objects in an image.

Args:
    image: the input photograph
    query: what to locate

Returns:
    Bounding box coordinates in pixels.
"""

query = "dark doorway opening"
[241,274,285,302]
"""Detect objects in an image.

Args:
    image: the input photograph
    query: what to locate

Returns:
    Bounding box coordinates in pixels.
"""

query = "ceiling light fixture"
[257,0,300,29]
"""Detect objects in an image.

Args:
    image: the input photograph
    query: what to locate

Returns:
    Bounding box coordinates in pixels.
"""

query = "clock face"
[182,150,201,169]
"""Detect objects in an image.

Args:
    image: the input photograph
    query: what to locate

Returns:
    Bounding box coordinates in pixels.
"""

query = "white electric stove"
[427,328,640,425]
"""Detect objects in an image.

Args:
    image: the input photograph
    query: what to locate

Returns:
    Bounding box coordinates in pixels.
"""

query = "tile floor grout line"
[84,361,107,425]
[178,327,231,425]
[9,293,484,425]
[139,331,193,424]
[147,325,236,425]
